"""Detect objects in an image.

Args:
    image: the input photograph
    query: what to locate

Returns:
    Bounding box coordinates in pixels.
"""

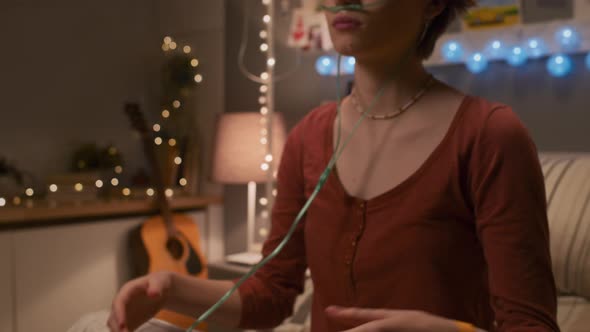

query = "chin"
[333,47,356,57]
[328,28,374,57]
[330,37,361,56]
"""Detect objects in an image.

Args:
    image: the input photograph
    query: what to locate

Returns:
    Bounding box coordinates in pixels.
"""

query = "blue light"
[547,54,573,77]
[485,39,506,58]
[466,53,488,74]
[441,40,464,62]
[555,27,581,51]
[506,46,527,67]
[586,53,590,70]
[315,55,336,76]
[340,56,356,75]
[525,38,548,58]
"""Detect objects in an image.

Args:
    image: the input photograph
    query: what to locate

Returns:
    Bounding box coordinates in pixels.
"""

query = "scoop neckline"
[324,95,472,208]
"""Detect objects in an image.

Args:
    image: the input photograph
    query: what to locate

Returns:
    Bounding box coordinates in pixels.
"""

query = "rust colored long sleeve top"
[235,96,560,332]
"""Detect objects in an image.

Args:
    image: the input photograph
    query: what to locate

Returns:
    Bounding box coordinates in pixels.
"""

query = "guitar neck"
[123,103,177,236]
[141,136,174,231]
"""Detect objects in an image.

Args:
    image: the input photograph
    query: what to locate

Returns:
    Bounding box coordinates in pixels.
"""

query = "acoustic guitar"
[124,103,208,331]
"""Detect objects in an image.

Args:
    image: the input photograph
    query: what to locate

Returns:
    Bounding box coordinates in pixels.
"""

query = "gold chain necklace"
[350,75,436,120]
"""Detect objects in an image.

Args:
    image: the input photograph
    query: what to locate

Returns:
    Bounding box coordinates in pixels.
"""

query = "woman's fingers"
[106,314,118,331]
[327,306,391,322]
[146,273,165,298]
[108,273,173,332]
[326,307,426,331]
[107,312,128,332]
[112,290,127,328]
[339,319,389,332]
[112,277,150,329]
[326,306,391,329]
[330,309,459,332]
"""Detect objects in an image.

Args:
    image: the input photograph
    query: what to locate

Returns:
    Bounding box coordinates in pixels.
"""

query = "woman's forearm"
[164,273,242,328]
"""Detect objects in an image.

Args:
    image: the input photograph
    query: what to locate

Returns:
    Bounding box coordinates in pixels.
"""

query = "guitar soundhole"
[166,237,184,260]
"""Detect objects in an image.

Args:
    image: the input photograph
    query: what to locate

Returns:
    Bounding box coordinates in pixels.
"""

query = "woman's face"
[322,0,430,62]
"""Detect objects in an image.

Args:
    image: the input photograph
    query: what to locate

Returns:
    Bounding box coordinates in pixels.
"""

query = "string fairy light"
[159,35,203,195]
[6,38,205,208]
[257,0,277,238]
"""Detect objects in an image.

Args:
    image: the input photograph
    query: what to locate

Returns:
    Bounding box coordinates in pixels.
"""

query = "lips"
[332,16,362,30]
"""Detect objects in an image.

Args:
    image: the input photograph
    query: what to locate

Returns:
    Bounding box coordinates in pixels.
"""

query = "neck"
[350,54,431,116]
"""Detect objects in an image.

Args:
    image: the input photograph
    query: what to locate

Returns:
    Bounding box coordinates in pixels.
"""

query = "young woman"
[108,1,560,331]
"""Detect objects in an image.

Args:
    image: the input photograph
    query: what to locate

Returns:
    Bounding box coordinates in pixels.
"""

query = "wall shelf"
[0,195,222,227]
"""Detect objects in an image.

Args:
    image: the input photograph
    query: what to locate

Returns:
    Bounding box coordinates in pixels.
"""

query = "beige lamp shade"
[212,112,287,184]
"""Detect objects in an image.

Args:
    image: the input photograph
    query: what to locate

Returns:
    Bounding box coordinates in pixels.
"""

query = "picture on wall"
[287,4,333,51]
[288,7,329,51]
[462,0,522,30]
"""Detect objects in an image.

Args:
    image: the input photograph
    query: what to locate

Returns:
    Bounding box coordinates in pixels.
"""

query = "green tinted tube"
[184,54,386,331]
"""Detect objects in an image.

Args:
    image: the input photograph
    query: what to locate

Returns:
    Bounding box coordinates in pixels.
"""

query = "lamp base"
[225,251,263,266]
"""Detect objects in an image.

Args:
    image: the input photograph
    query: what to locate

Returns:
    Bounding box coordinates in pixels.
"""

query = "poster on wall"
[287,7,332,51]
[287,0,332,51]
[462,0,523,30]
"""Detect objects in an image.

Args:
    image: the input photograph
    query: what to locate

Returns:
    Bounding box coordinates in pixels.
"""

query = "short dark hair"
[418,0,476,59]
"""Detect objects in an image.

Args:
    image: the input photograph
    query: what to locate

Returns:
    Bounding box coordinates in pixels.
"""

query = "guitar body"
[133,213,208,330]
[141,214,207,278]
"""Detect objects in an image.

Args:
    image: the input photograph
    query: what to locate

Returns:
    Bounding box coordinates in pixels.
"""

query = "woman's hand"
[107,271,173,332]
[325,306,463,332]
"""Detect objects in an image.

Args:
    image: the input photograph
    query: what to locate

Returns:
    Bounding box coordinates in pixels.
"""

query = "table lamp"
[212,112,287,264]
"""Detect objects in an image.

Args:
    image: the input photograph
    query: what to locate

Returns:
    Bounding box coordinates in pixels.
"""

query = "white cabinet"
[0,232,14,332]
[13,216,143,332]
[1,207,223,332]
